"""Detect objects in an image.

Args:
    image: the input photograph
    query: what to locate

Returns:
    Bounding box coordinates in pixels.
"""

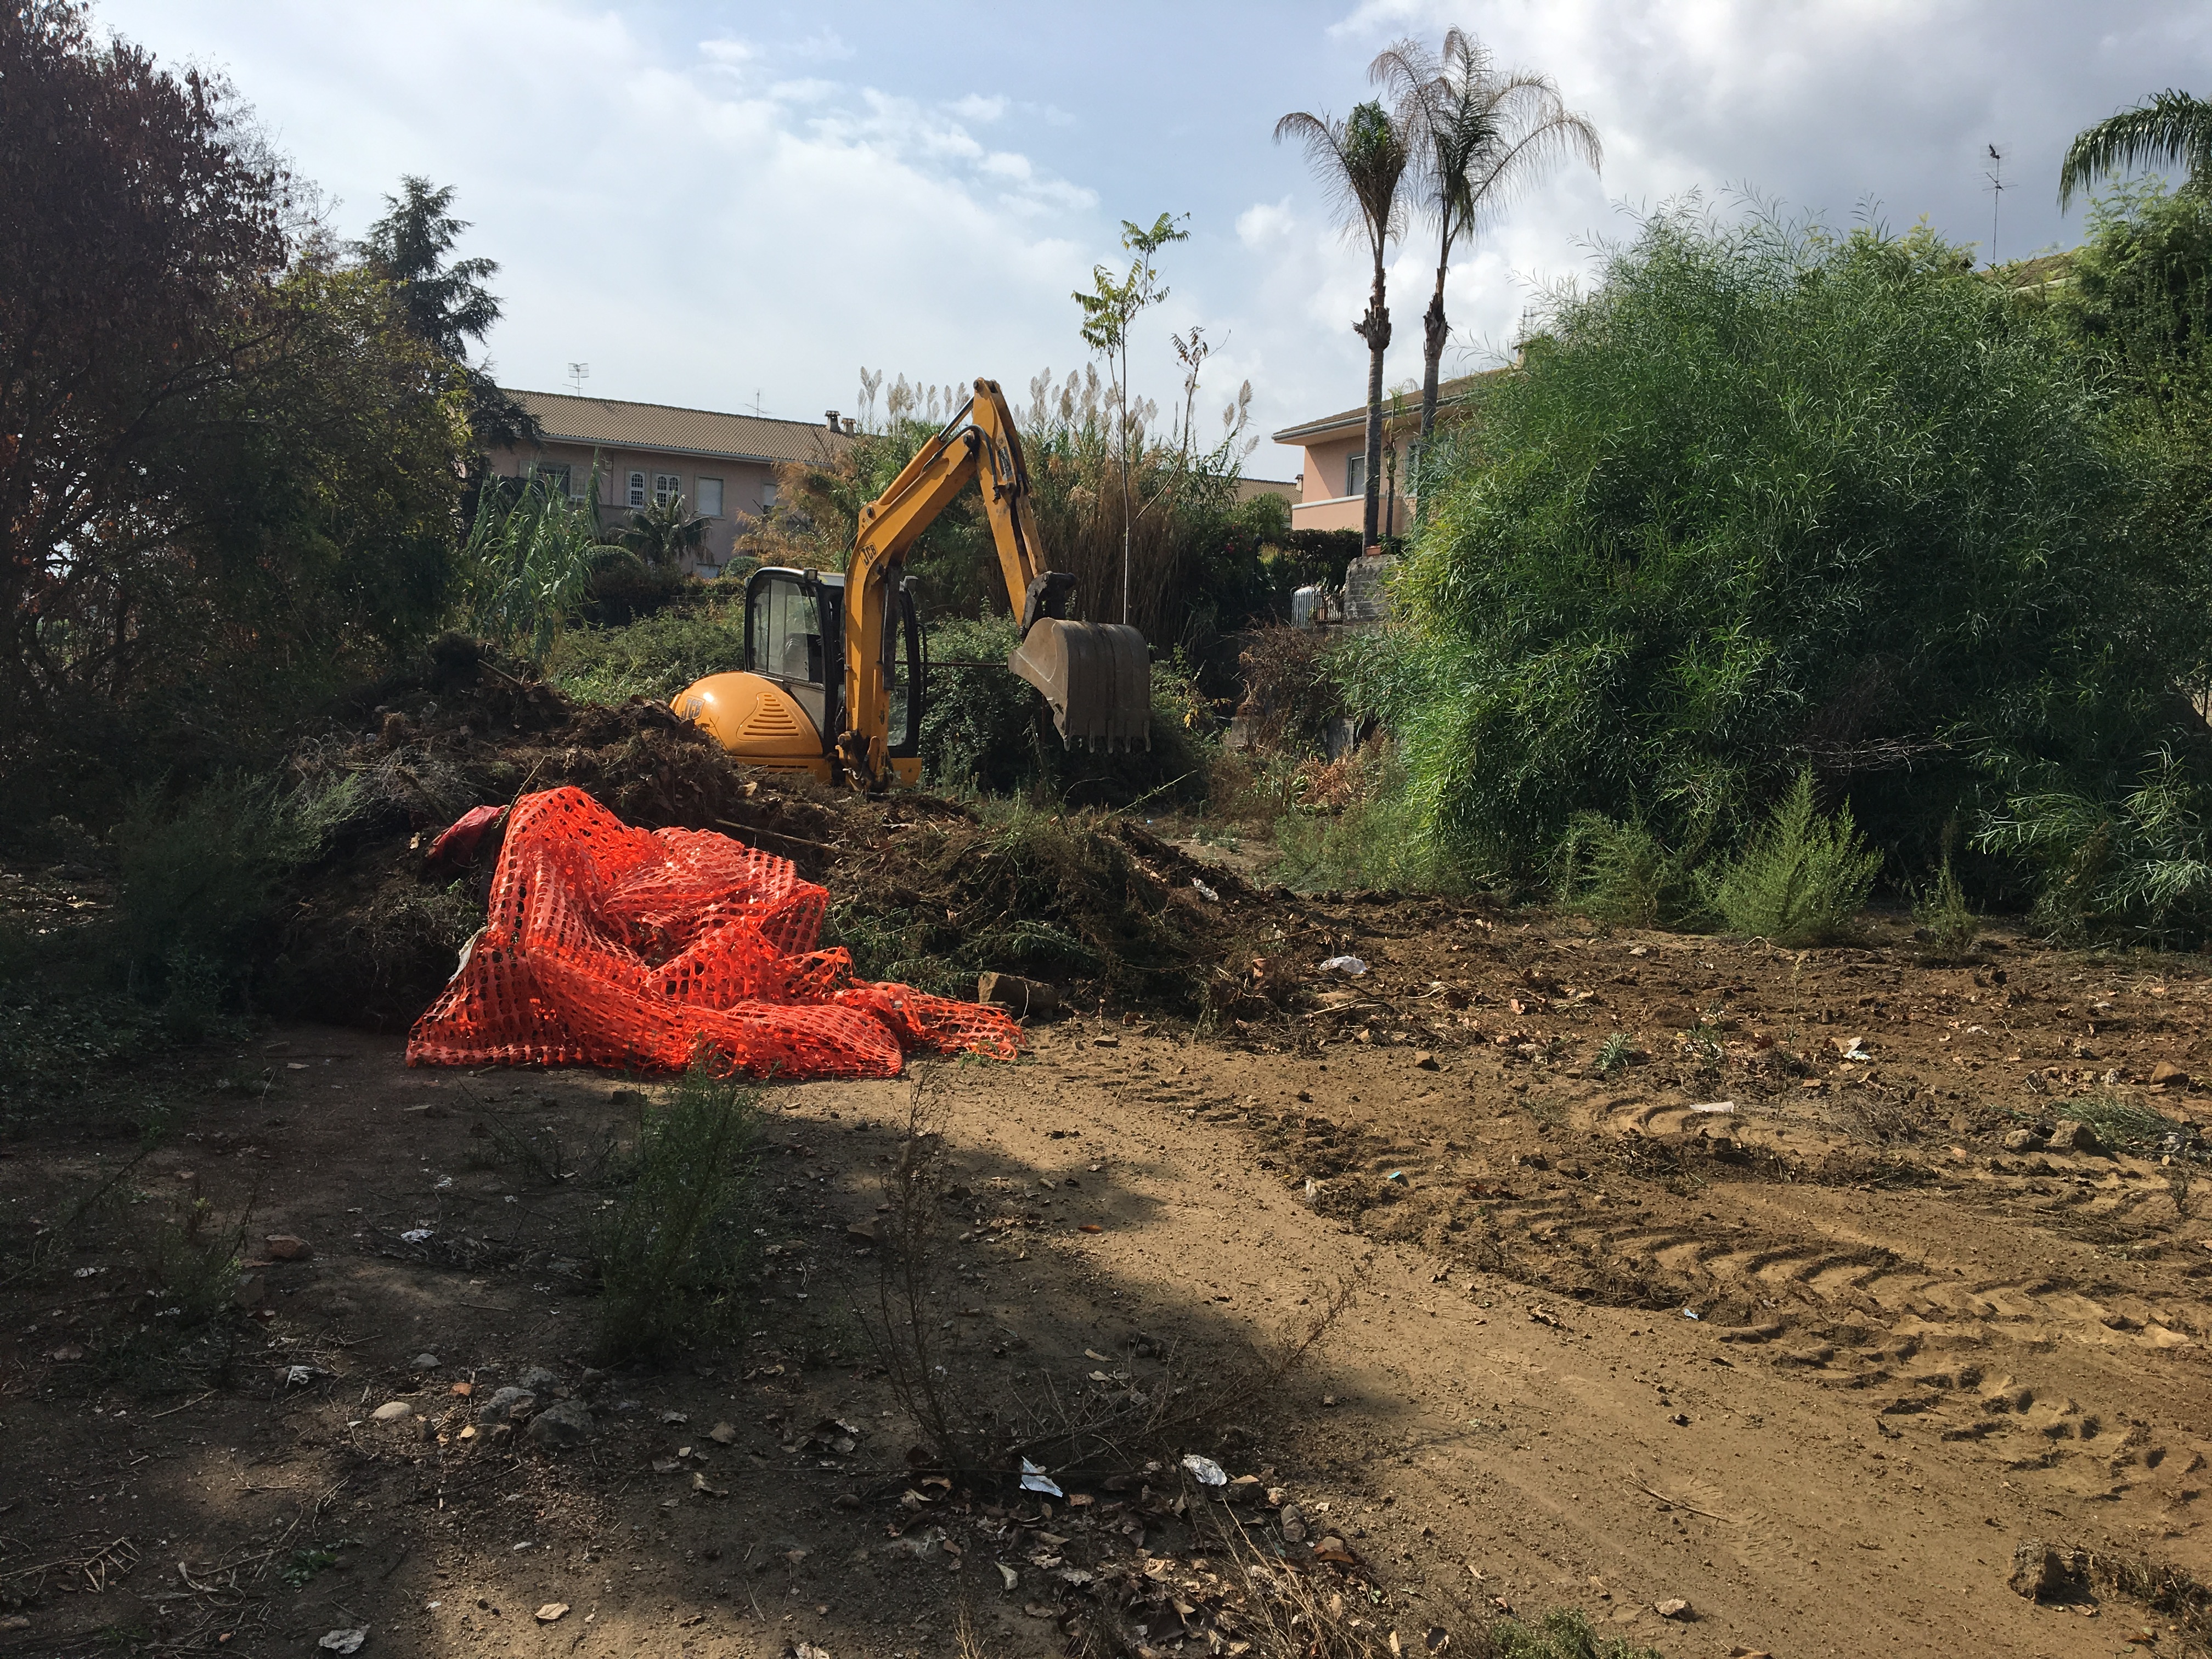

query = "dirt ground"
[7,881,2212,1658]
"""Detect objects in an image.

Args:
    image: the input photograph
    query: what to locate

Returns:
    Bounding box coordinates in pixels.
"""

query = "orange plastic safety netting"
[405,786,1022,1079]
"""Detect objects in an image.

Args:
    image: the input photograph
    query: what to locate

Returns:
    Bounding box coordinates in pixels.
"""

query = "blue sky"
[100,1,2212,477]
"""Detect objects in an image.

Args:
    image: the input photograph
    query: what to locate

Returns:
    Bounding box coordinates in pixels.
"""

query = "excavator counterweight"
[674,377,1150,787]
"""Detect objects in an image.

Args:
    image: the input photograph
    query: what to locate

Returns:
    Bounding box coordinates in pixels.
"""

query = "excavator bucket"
[1007,619,1151,749]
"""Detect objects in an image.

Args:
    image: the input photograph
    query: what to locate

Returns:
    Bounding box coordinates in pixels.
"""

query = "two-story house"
[1270,370,1500,535]
[483,390,859,577]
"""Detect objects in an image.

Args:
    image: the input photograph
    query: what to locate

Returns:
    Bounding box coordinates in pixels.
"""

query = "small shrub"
[921,614,1214,806]
[549,596,750,704]
[157,946,230,1043]
[591,1057,763,1363]
[1977,749,2212,945]
[1234,624,1345,754]
[95,1177,255,1391]
[1913,853,1978,957]
[116,775,309,992]
[1705,770,1881,945]
[1556,813,1710,929]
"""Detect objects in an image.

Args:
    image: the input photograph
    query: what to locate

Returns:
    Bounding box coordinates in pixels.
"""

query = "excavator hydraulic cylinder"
[1006,618,1151,750]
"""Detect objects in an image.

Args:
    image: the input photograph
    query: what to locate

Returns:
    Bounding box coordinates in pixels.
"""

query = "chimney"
[825,409,841,431]
[842,416,856,435]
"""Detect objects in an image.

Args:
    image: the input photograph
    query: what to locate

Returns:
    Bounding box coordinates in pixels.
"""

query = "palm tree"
[1372,31,1600,450]
[2060,90,2212,209]
[1276,100,1410,550]
[616,490,710,572]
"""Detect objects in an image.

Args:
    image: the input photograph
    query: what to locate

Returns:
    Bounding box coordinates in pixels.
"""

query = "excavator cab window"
[746,568,831,736]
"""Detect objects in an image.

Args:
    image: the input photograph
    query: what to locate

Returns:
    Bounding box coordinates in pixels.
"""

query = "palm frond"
[2059,89,2212,208]
[1372,29,1599,255]
[1273,104,1408,258]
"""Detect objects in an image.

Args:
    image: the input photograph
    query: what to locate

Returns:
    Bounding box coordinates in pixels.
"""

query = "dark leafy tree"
[0,3,465,820]
[353,175,538,449]
[1274,100,1409,549]
[1,0,289,725]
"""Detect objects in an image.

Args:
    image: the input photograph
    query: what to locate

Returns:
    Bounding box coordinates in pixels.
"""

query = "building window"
[533,462,573,499]
[761,482,778,513]
[653,472,682,506]
[1345,453,1365,498]
[627,471,647,509]
[696,477,723,518]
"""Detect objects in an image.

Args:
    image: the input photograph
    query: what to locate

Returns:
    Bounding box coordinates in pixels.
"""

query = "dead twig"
[147,1390,216,1420]
[1639,1483,1733,1522]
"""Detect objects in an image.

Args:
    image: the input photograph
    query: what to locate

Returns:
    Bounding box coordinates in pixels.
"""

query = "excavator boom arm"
[836,379,1147,786]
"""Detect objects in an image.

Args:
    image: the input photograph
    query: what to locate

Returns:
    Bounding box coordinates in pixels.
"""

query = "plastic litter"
[318,1632,368,1655]
[1687,1101,1736,1114]
[399,1229,433,1244]
[1181,1453,1229,1486]
[1018,1457,1064,1497]
[424,803,506,871]
[1680,1307,1702,1320]
[1319,956,1369,975]
[407,787,1021,1080]
[1192,878,1220,903]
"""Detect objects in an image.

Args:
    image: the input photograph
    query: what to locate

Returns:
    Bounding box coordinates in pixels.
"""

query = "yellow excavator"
[672,377,1150,790]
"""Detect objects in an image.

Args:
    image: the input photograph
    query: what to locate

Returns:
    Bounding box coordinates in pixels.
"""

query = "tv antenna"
[566,361,589,395]
[1984,144,2006,268]
[751,389,766,416]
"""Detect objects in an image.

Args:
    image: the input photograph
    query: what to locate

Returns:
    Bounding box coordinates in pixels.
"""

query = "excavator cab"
[743,567,922,755]
[674,568,922,786]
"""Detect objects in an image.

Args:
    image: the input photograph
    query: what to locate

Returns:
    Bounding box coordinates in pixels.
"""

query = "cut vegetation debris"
[267,648,1262,1031]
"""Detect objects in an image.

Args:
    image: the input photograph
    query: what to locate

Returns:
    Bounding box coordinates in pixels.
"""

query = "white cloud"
[93,0,1105,427]
[88,0,2212,483]
[1235,198,1295,247]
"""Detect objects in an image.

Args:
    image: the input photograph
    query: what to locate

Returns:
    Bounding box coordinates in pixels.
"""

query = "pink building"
[1271,370,1500,534]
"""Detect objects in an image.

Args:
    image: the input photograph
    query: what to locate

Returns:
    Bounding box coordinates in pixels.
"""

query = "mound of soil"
[278,647,1257,1032]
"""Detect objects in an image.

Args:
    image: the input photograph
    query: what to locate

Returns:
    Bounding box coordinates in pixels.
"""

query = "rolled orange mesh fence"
[406,787,1022,1079]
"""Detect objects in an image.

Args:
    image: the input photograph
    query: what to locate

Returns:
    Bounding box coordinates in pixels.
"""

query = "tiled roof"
[1270,367,1509,444]
[1994,250,2077,291]
[502,388,856,464]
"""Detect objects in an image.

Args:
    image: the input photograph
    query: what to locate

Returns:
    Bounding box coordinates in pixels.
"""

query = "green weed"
[1483,1608,1664,1659]
[2060,1093,2196,1157]
[591,1057,763,1363]
[115,775,308,989]
[548,595,749,704]
[1273,748,1471,894]
[1556,812,1710,929]
[1912,852,1979,958]
[1594,1031,1636,1075]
